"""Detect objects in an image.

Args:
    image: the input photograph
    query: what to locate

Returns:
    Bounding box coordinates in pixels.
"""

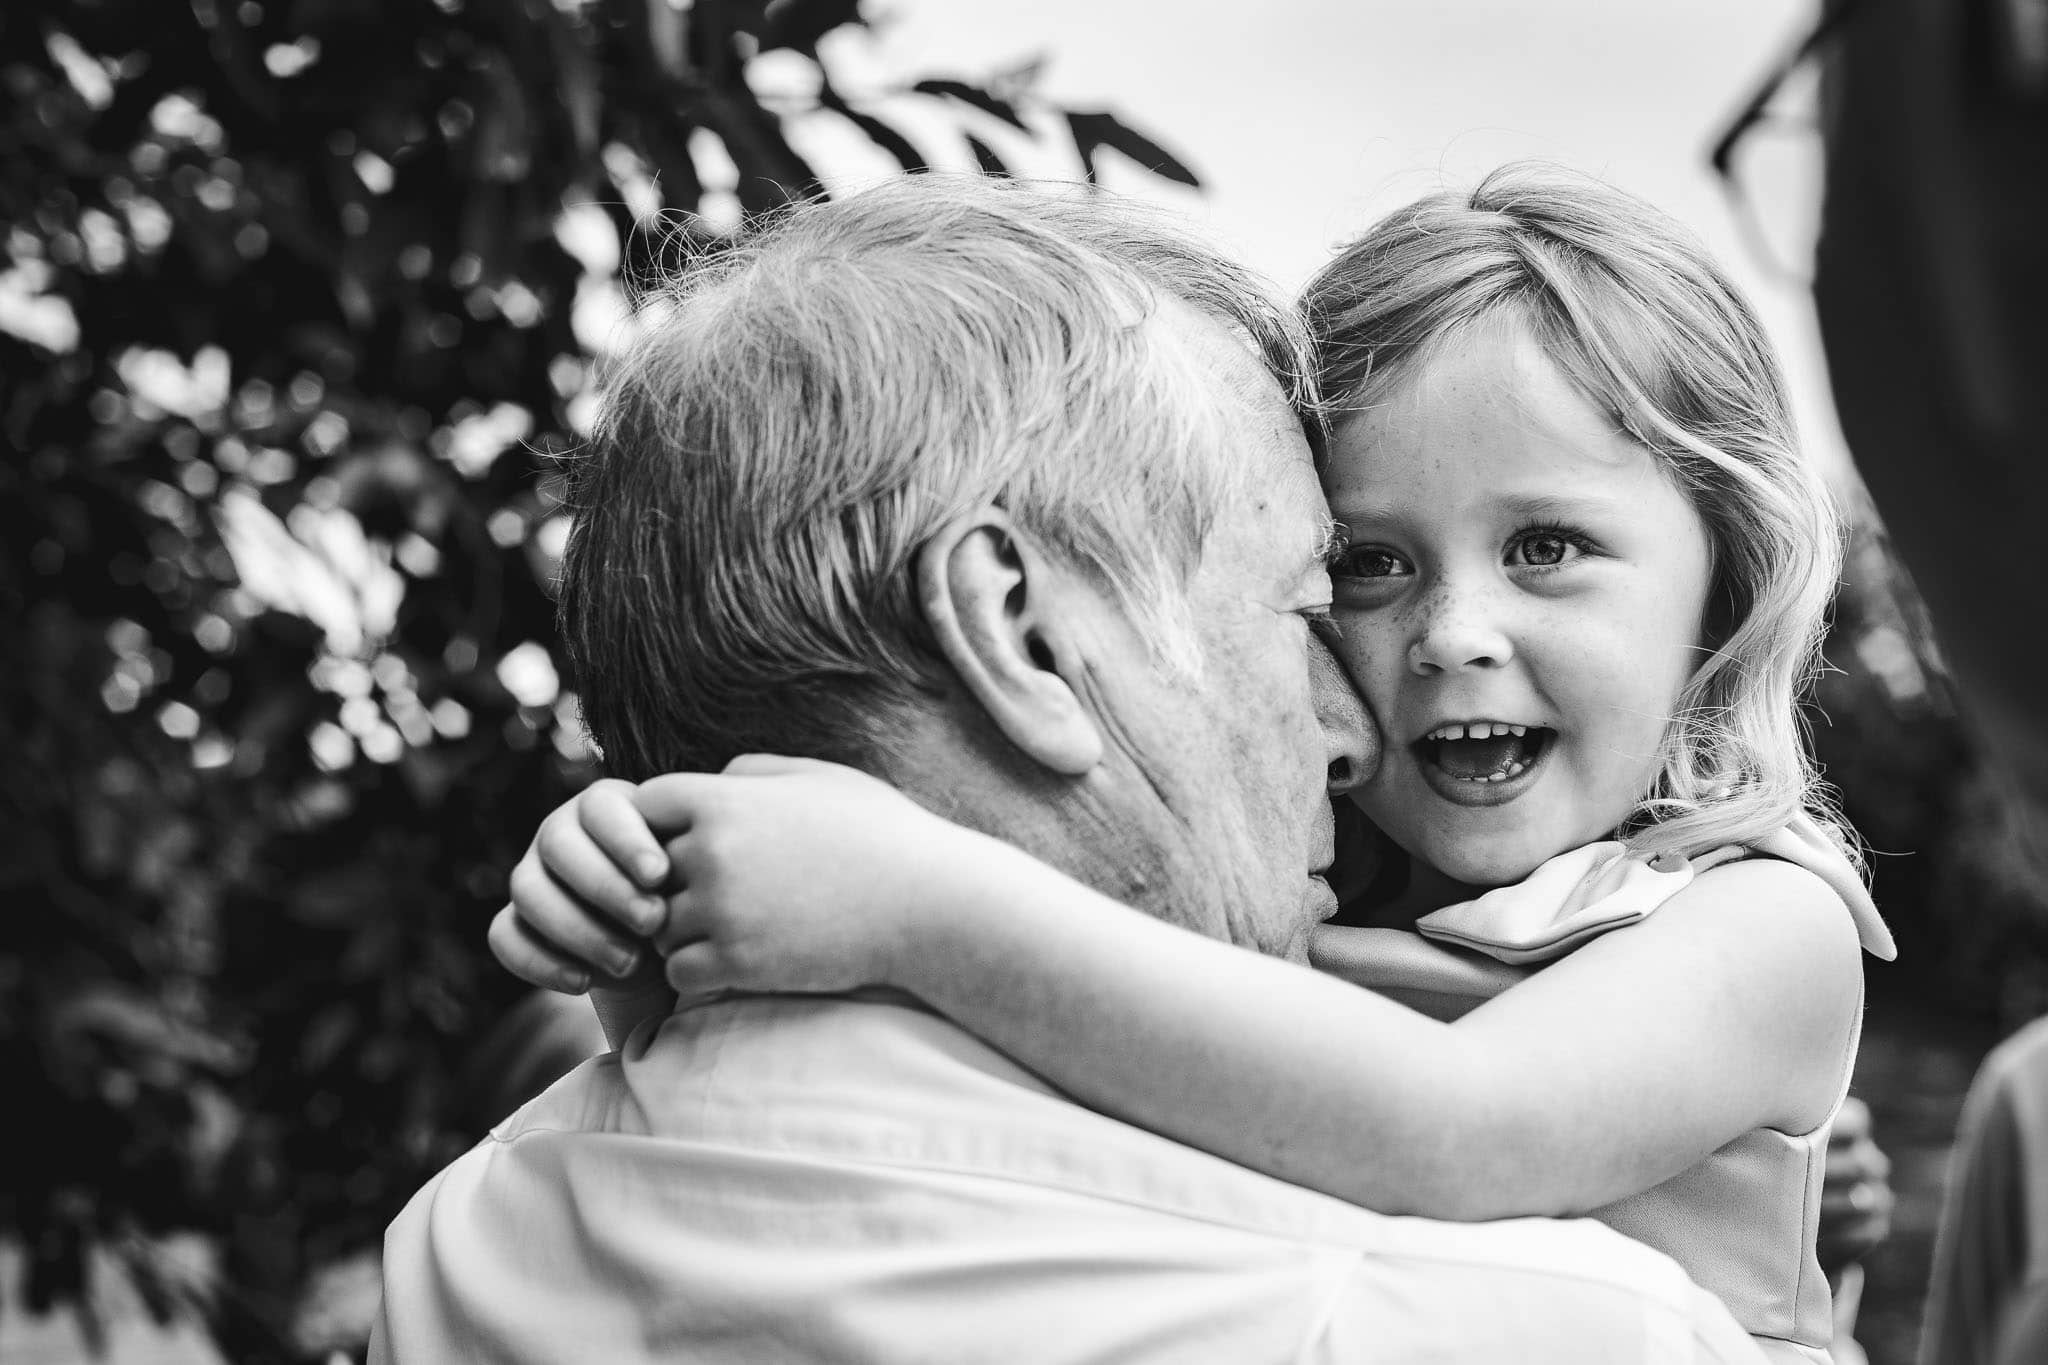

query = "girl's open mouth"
[1413,722,1556,783]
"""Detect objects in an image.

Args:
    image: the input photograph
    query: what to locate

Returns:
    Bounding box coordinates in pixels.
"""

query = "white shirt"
[373,991,1763,1364]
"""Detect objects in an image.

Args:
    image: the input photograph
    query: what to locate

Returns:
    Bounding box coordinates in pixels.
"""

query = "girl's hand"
[638,755,965,1006]
[490,777,672,995]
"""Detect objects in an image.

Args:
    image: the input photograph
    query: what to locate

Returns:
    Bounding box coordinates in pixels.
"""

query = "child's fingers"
[576,779,672,891]
[648,874,704,956]
[488,906,595,995]
[664,938,733,1009]
[632,773,723,836]
[506,851,651,978]
[532,815,666,938]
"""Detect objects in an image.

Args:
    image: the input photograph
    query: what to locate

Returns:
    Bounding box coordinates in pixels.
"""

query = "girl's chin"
[1403,836,1553,893]
[1356,790,1554,891]
[1382,805,1631,893]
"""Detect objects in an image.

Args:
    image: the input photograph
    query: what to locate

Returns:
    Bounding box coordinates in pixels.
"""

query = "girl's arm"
[844,846,1861,1220]
[503,757,1864,1219]
[648,760,1863,1220]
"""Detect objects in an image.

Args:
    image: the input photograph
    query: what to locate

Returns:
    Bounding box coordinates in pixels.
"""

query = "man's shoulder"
[598,995,1681,1271]
[383,994,1758,1365]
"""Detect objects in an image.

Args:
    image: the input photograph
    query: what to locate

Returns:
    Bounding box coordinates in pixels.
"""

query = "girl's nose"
[1406,588,1515,675]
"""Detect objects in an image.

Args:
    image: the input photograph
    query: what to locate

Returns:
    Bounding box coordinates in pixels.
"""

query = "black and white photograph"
[5,1,2045,1361]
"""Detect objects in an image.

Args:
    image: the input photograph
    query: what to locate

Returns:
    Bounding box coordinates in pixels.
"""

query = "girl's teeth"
[1427,721,1532,740]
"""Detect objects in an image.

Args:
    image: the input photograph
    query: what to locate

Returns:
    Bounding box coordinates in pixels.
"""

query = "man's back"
[373,992,1759,1363]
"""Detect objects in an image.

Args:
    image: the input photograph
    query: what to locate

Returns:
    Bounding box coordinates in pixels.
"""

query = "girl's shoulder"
[1674,854,1864,976]
[1692,820,1895,962]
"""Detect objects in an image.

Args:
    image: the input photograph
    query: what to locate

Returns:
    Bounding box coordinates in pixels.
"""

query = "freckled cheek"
[1328,608,1407,711]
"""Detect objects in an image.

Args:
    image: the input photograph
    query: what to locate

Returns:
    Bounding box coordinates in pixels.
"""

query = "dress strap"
[1407,817,1898,968]
[1412,840,1693,966]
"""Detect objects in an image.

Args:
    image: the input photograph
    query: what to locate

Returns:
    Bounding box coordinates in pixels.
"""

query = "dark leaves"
[965,133,1010,179]
[913,77,1031,131]
[5,2,1207,1355]
[820,81,928,173]
[757,0,866,55]
[1066,109,1201,187]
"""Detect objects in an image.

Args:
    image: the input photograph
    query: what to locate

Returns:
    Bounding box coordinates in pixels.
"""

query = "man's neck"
[871,701,1177,923]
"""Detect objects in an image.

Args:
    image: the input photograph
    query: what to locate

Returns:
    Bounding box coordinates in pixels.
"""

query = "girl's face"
[1322,320,1714,888]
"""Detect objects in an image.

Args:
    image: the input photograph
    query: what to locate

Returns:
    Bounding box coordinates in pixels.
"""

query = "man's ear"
[915,508,1104,776]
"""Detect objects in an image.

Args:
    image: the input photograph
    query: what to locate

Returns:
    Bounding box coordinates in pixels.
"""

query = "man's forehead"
[1150,295,1330,581]
[1220,461,1338,597]
[1211,357,1317,487]
[1205,326,1285,407]
[1153,294,1294,403]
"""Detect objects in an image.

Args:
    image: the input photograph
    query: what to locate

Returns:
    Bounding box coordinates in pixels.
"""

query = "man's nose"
[1309,634,1379,794]
[1406,581,1514,675]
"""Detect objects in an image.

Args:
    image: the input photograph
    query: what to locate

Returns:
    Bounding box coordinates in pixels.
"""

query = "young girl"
[496,164,1894,1363]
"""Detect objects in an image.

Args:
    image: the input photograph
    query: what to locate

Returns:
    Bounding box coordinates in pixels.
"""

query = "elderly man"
[371,178,1760,1362]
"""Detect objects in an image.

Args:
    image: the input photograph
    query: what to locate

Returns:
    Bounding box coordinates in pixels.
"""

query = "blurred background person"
[1805,1,2048,1361]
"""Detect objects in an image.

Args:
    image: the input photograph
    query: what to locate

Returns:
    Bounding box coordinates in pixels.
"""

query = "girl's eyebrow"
[1330,491,1633,527]
[1498,491,1634,522]
[1324,502,1398,534]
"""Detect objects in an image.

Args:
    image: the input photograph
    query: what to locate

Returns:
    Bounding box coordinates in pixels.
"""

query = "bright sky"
[779,0,1847,475]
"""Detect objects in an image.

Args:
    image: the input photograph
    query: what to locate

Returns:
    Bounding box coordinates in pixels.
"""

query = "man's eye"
[1335,545,1410,579]
[1509,532,1582,568]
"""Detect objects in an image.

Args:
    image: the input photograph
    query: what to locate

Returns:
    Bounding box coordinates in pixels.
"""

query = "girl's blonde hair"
[1302,162,1856,870]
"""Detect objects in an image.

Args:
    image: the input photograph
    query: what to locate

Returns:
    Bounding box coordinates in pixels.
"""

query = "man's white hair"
[559,176,1317,780]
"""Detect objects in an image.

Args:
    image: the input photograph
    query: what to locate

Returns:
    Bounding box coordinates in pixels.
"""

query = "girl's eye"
[1509,531,1583,568]
[1335,545,1411,579]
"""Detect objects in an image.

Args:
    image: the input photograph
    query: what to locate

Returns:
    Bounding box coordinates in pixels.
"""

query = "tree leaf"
[700,90,820,209]
[470,51,534,183]
[964,133,1010,179]
[911,78,1031,132]
[1064,116,1120,185]
[1065,110,1201,189]
[758,0,866,54]
[645,0,691,79]
[985,51,1049,107]
[543,6,605,159]
[820,82,926,172]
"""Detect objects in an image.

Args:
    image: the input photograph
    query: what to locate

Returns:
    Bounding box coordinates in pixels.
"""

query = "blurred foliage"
[0,0,1197,1356]
[1813,488,2048,1029]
